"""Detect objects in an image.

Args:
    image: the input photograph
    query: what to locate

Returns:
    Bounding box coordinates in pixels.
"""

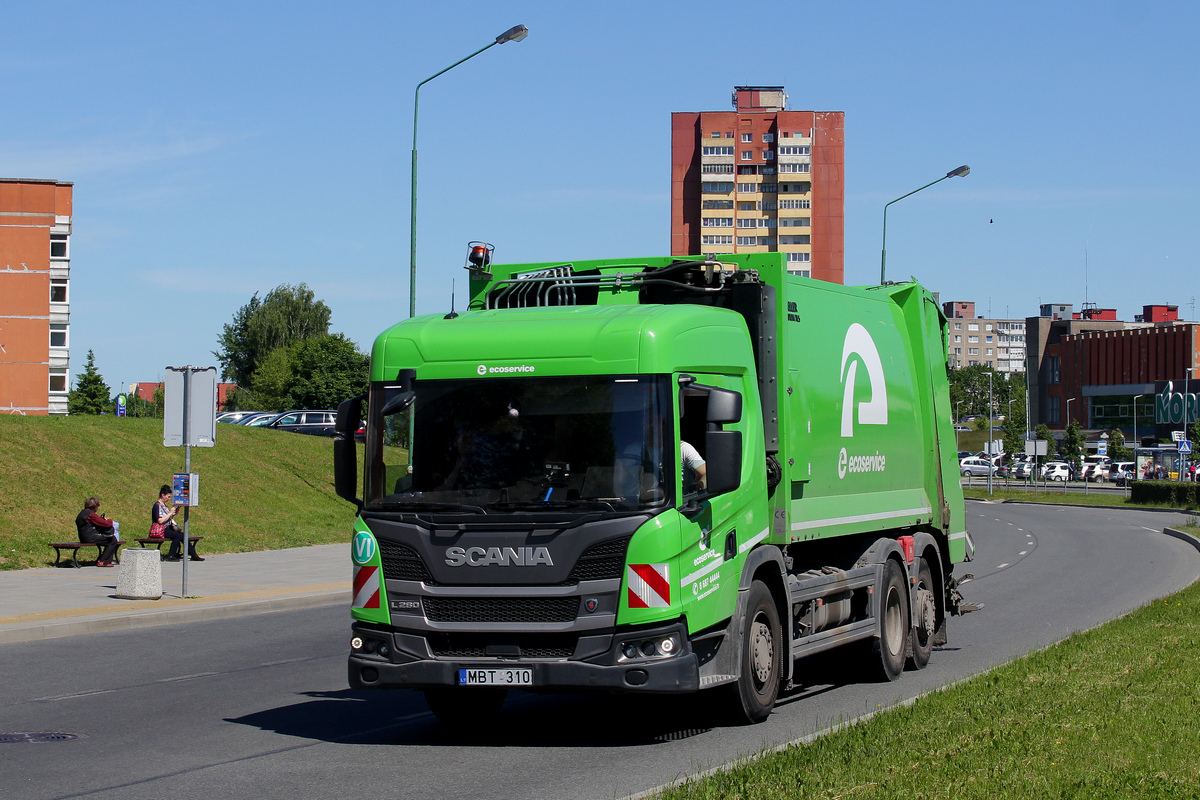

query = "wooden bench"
[49,541,125,569]
[135,536,204,558]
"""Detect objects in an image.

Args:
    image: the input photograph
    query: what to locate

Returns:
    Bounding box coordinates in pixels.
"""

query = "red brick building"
[671,87,844,283]
[0,178,73,414]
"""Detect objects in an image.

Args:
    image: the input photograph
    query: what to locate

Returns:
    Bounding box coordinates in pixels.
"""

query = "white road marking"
[34,689,117,702]
[1142,527,1158,532]
[997,563,1009,569]
[156,672,218,683]
[1019,551,1028,555]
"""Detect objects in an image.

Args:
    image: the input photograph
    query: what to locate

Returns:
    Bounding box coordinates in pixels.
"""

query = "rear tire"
[724,580,782,724]
[424,687,507,726]
[870,559,909,681]
[907,558,936,670]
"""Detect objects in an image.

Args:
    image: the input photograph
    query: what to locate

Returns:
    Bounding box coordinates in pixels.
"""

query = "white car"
[1043,462,1072,481]
[960,457,997,477]
[1109,461,1136,485]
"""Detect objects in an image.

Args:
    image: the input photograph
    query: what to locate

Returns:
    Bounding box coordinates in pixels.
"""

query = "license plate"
[458,668,533,686]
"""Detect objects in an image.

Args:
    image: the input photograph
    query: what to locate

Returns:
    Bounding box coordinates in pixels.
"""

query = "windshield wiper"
[380,500,487,514]
[487,500,617,512]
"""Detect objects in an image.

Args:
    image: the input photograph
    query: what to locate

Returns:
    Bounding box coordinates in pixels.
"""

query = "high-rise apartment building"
[1,178,73,415]
[943,301,1027,374]
[671,86,844,282]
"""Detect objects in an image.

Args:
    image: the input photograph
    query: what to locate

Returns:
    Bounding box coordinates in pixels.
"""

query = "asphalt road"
[2,503,1197,800]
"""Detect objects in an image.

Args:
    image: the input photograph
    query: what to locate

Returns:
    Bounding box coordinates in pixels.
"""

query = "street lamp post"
[1133,393,1144,450]
[987,369,994,495]
[880,165,970,284]
[409,25,529,319]
[1183,368,1193,482]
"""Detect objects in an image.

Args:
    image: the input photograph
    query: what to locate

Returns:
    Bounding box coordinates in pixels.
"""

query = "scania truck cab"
[335,253,974,724]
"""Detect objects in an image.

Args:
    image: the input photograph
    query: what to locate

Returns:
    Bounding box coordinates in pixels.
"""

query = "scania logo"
[444,546,553,567]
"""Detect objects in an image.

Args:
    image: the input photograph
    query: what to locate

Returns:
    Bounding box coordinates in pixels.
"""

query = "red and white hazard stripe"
[627,563,670,608]
[352,565,380,609]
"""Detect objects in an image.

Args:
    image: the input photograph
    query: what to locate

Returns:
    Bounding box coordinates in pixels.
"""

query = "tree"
[68,350,111,415]
[282,333,369,410]
[1062,419,1085,470]
[1108,428,1134,462]
[1034,424,1057,460]
[1002,417,1025,462]
[214,284,332,401]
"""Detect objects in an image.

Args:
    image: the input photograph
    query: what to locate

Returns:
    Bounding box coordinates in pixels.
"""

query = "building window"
[786,252,810,263]
[50,324,68,348]
[741,133,753,143]
[701,235,734,246]
[739,202,758,211]
[1049,396,1061,424]
[737,219,757,228]
[986,336,993,343]
[954,347,961,355]
[760,183,777,193]
[761,167,775,175]
[763,150,774,160]
[967,323,979,331]
[702,199,734,209]
[702,182,734,193]
[702,217,733,227]
[779,218,810,227]
[762,133,774,143]
[737,183,757,193]
[50,234,68,259]
[779,163,811,173]
[1049,355,1061,384]
[738,165,760,175]
[779,235,810,245]
[779,182,810,193]
[51,280,68,303]
[710,132,722,138]
[954,335,961,343]
[968,348,979,356]
[985,324,993,331]
[968,336,978,343]
[736,236,757,246]
[702,146,735,156]
[761,200,777,210]
[741,151,753,161]
[49,370,68,393]
[986,349,993,355]
[954,323,961,330]
[779,199,810,209]
[702,164,734,174]
[778,145,811,155]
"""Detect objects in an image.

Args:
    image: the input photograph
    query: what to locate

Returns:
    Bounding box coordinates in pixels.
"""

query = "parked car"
[960,457,997,477]
[954,425,971,432]
[218,411,261,424]
[957,450,974,461]
[261,410,338,437]
[1013,462,1035,479]
[1109,461,1136,485]
[242,412,282,426]
[1042,462,1072,481]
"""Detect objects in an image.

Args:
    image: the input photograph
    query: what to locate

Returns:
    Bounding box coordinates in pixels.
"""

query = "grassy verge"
[962,484,1200,512]
[659,566,1200,799]
[0,414,355,570]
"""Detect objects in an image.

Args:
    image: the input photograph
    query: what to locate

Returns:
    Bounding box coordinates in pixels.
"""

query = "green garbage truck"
[334,252,975,724]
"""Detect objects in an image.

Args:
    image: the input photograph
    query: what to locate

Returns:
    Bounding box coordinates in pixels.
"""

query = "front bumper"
[347,619,699,694]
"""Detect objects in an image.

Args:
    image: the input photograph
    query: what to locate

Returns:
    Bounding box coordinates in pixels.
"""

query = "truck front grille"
[567,536,631,582]
[427,633,579,659]
[423,596,580,623]
[379,541,436,584]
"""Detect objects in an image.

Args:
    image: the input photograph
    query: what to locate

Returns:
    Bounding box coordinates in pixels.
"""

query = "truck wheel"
[725,580,782,724]
[870,559,909,681]
[424,687,507,726]
[907,557,936,670]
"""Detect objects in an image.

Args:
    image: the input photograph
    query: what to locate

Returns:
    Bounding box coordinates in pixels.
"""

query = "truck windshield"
[364,375,671,512]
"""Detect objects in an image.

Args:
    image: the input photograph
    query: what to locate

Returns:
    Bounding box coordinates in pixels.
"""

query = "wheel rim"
[750,612,774,687]
[914,586,935,647]
[884,585,904,657]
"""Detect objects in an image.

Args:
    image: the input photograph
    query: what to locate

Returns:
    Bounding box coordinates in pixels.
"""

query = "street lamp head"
[496,24,529,44]
[946,165,971,179]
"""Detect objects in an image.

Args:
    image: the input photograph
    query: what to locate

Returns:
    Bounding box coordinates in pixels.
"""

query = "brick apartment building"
[671,87,844,283]
[0,178,73,414]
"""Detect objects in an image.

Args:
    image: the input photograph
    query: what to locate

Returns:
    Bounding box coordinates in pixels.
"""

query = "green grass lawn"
[659,562,1200,799]
[0,414,356,570]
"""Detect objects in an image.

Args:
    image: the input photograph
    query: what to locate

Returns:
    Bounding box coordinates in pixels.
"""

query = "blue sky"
[3,1,1198,390]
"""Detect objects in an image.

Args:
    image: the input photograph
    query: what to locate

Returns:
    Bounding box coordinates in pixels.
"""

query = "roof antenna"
[444,279,459,320]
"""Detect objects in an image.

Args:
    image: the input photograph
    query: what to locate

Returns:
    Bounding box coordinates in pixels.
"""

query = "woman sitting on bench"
[151,485,203,562]
[75,496,120,567]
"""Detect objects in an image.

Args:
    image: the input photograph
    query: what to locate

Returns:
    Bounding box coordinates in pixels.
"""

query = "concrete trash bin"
[115,548,163,600]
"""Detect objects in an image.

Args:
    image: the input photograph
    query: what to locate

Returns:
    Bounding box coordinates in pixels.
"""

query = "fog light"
[622,643,639,659]
[659,637,675,654]
[640,641,657,656]
[364,639,378,653]
[351,637,363,650]
[378,643,390,657]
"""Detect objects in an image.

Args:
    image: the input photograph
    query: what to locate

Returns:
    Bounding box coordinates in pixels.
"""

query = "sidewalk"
[0,543,349,644]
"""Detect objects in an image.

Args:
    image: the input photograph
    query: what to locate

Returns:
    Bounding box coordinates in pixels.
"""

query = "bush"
[1130,480,1200,508]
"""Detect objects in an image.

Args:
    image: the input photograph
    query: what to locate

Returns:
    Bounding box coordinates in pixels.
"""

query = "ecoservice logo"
[838,323,889,480]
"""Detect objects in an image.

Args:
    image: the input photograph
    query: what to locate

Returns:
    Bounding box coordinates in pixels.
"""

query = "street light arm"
[880,165,970,285]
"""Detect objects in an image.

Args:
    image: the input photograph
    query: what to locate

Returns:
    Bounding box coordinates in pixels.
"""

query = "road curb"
[0,589,348,645]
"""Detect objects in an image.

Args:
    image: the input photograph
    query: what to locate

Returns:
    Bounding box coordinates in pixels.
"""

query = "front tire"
[870,559,909,681]
[724,580,782,724]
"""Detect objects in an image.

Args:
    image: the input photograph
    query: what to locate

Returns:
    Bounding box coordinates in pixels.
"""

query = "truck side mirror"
[704,430,742,495]
[706,387,742,424]
[334,394,365,508]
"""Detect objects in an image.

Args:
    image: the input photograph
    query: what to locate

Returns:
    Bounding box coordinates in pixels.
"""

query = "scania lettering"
[334,252,976,725]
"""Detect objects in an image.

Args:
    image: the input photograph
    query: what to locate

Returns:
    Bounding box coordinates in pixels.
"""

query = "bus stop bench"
[135,536,203,558]
[49,541,125,569]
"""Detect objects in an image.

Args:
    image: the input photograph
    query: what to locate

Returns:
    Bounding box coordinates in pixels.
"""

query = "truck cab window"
[679,387,709,496]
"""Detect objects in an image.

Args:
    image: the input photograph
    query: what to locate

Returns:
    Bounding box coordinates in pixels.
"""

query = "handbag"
[149,522,166,538]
